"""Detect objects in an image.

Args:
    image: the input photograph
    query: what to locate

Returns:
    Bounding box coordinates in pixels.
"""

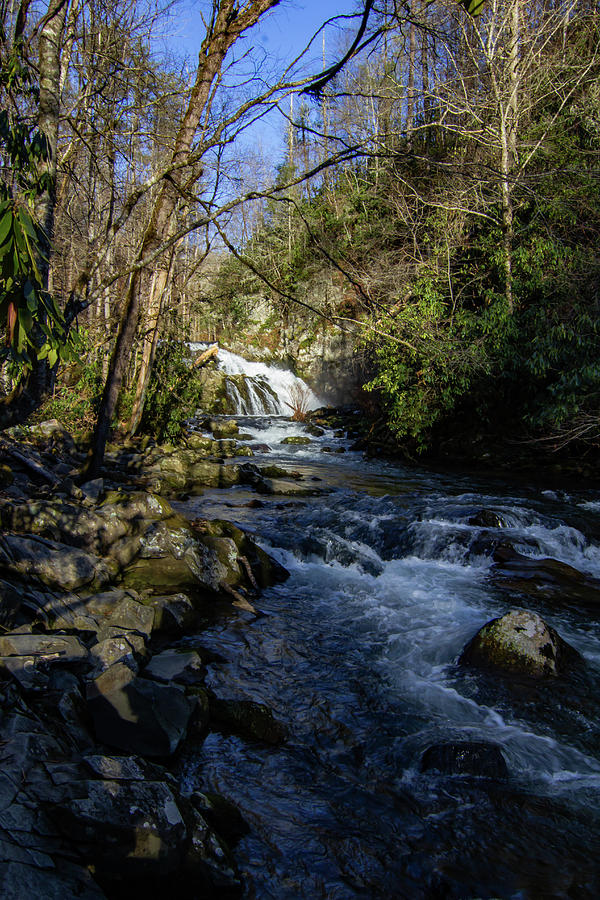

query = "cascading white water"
[177,406,600,898]
[189,343,323,415]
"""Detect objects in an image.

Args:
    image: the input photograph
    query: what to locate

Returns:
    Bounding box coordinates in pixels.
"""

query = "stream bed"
[175,415,600,899]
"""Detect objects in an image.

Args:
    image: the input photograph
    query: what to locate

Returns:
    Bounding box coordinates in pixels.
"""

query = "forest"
[2,3,600,897]
[1,0,599,461]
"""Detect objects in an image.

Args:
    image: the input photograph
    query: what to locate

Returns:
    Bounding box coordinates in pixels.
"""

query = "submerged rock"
[468,509,507,528]
[460,609,582,678]
[209,696,287,745]
[420,741,508,778]
[281,435,311,445]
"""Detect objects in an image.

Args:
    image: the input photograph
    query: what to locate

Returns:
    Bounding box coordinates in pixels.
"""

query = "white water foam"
[189,343,323,415]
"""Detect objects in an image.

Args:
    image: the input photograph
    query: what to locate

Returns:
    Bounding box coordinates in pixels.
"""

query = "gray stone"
[460,608,583,678]
[144,649,203,685]
[122,516,237,593]
[108,595,154,637]
[0,656,50,690]
[0,534,112,592]
[144,593,196,635]
[79,478,105,502]
[89,635,142,674]
[0,860,106,899]
[87,663,196,756]
[0,632,88,662]
[54,778,186,873]
[83,754,147,782]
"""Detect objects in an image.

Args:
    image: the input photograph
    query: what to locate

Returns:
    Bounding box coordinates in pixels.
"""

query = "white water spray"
[189,344,323,415]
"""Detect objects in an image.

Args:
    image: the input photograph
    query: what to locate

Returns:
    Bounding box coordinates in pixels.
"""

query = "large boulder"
[460,609,582,678]
[199,519,289,589]
[86,663,196,756]
[121,515,241,593]
[54,778,187,874]
[0,534,114,592]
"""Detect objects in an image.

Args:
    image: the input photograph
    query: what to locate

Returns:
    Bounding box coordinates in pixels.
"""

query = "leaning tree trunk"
[84,0,281,477]
[128,258,174,435]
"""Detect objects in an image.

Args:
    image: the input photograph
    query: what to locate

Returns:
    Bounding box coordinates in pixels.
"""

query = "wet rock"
[144,649,203,685]
[492,546,600,612]
[468,509,507,528]
[86,663,195,756]
[143,593,197,635]
[198,519,289,589]
[205,419,239,438]
[281,435,311,445]
[249,443,271,453]
[121,515,239,594]
[189,791,250,847]
[460,609,583,678]
[209,696,286,745]
[420,741,509,778]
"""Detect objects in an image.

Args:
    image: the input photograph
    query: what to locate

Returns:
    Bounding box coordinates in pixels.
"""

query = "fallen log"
[191,344,219,370]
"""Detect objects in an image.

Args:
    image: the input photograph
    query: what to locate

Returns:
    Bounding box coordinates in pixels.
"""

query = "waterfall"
[189,344,323,416]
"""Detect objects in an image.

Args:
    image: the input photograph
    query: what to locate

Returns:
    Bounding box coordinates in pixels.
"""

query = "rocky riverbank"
[0,419,301,898]
[1,413,598,897]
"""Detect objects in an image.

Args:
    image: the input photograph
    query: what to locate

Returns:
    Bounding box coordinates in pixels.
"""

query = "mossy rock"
[281,436,311,445]
[0,464,13,487]
[304,425,325,437]
[189,461,241,488]
[460,608,582,678]
[198,519,289,588]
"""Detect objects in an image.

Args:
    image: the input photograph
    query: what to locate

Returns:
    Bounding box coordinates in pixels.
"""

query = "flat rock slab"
[0,534,112,592]
[0,633,88,661]
[87,663,195,756]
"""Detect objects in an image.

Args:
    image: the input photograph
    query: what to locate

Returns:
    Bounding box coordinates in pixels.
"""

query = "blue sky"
[161,1,358,163]
[169,1,356,73]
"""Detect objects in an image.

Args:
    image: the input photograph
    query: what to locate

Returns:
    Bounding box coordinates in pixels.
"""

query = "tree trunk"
[84,0,281,477]
[128,260,173,435]
[500,0,520,313]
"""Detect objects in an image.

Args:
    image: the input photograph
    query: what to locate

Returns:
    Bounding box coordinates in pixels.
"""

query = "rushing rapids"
[174,358,600,898]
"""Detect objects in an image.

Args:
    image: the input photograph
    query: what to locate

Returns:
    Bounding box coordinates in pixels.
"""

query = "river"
[174,356,600,898]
